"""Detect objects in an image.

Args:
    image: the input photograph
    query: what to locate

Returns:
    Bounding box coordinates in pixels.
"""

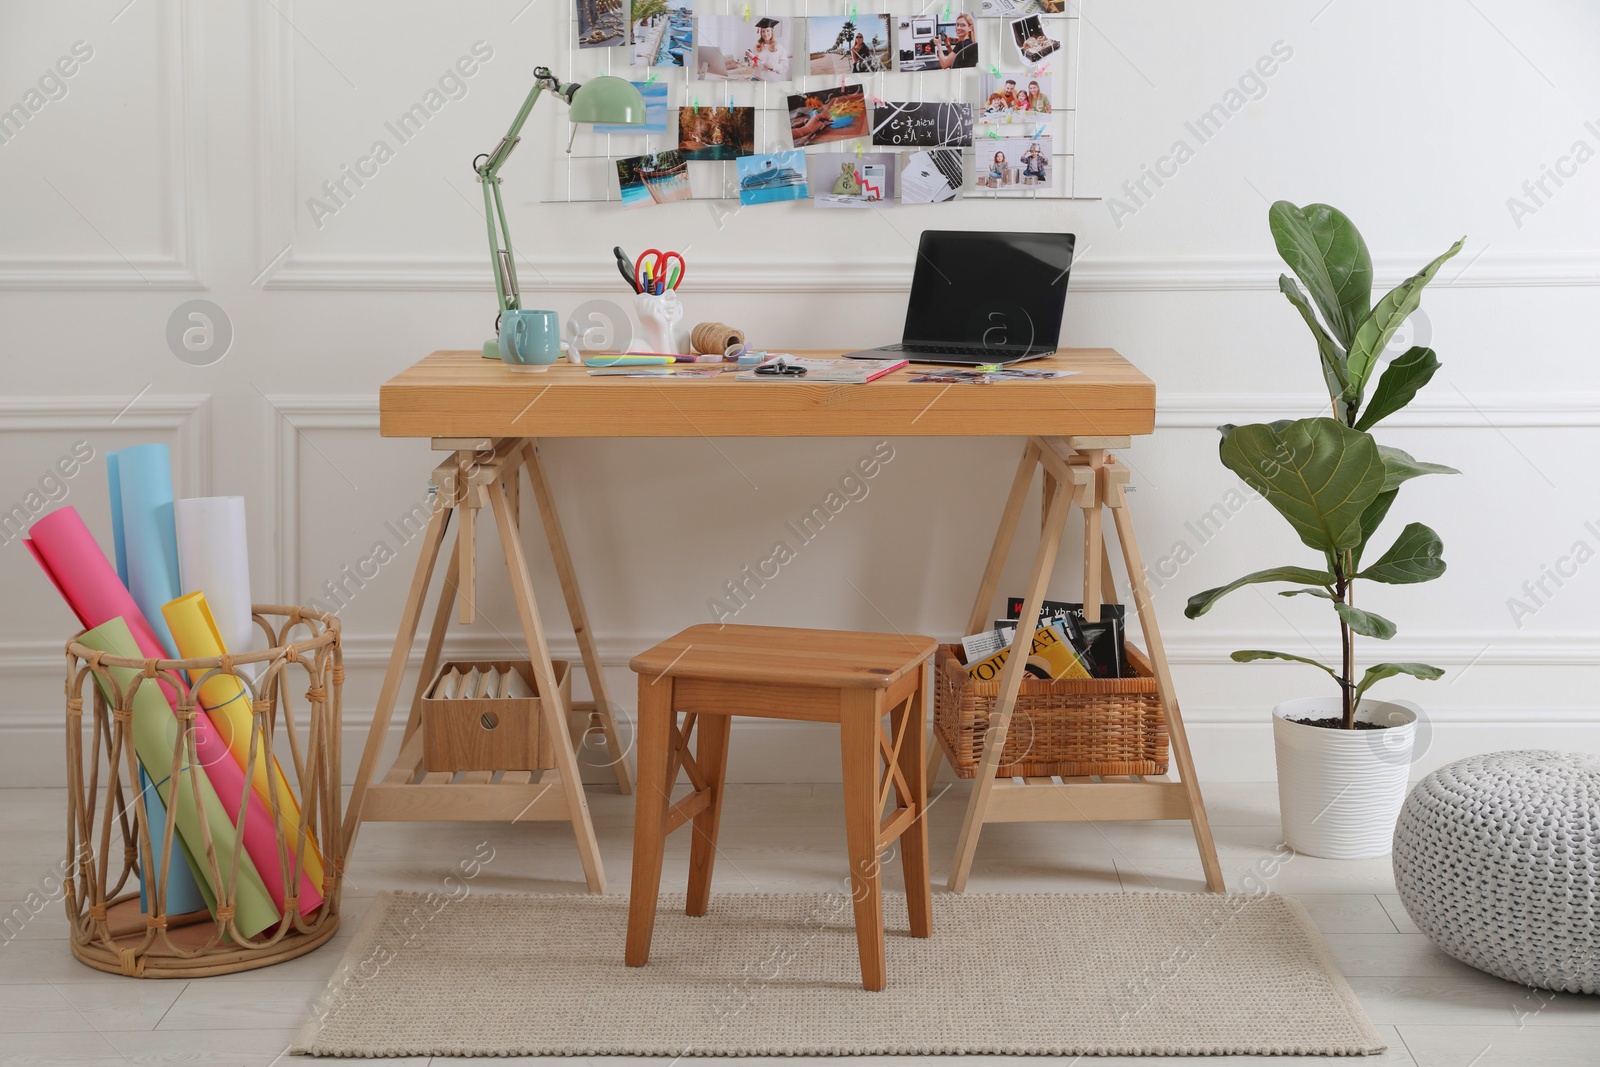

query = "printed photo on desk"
[974,136,1052,190]
[805,14,892,75]
[787,84,867,147]
[630,0,693,66]
[737,151,809,205]
[807,151,895,208]
[575,0,626,48]
[979,69,1055,125]
[871,101,974,147]
[1008,14,1061,64]
[695,15,792,81]
[594,79,668,134]
[616,150,692,207]
[894,13,979,71]
[900,148,963,203]
[678,106,754,160]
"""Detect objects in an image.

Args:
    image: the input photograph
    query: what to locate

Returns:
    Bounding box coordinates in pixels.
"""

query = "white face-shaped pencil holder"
[631,290,684,355]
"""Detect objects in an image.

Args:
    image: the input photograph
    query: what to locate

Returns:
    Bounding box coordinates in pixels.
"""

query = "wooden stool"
[625,624,937,991]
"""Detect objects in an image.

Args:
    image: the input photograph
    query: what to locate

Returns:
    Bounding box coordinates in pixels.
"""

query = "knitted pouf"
[1393,750,1600,993]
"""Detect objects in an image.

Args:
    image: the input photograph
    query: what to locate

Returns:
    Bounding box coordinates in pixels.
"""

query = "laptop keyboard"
[883,343,1033,357]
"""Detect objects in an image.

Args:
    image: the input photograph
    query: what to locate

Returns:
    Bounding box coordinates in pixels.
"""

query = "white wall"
[2,0,1597,788]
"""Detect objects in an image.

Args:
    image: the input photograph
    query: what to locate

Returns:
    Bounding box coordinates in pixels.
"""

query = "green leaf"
[1334,600,1397,639]
[1279,586,1337,599]
[1359,521,1446,584]
[1218,418,1386,553]
[1185,566,1336,618]
[1269,201,1374,349]
[1352,488,1397,570]
[1231,649,1339,679]
[1354,346,1439,431]
[1345,237,1465,404]
[1279,275,1351,403]
[1354,661,1445,702]
[1379,445,1460,492]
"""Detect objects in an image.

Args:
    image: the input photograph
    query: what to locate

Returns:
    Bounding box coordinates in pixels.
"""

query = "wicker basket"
[933,642,1168,779]
[61,605,343,977]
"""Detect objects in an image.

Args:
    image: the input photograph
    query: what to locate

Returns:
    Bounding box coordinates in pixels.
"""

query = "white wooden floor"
[2,781,1595,1066]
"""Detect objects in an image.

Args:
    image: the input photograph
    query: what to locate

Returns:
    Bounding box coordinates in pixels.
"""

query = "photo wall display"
[565,2,1074,206]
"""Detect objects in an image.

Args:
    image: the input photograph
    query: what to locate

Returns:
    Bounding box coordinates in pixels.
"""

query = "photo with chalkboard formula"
[870,101,974,147]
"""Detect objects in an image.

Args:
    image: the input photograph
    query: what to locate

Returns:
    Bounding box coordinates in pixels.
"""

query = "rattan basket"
[933,642,1168,779]
[61,605,343,977]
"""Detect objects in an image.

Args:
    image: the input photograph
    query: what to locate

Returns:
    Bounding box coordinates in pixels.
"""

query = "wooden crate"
[421,660,569,773]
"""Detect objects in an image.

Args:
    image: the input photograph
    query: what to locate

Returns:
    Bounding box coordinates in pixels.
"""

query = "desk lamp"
[475,66,646,358]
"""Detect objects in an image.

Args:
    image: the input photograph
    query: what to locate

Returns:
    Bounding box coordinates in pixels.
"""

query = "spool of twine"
[690,321,746,357]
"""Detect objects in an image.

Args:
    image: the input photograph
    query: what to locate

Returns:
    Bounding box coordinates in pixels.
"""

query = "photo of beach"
[806,14,892,75]
[695,15,793,81]
[576,0,626,48]
[630,0,693,66]
[787,84,867,147]
[616,150,693,207]
[736,151,809,205]
[678,106,755,160]
[595,79,669,134]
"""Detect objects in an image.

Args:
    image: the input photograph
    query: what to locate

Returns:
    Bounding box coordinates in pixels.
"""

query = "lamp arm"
[475,67,574,316]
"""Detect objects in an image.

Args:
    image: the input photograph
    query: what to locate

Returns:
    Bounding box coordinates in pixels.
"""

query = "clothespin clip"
[985,127,1000,139]
[692,95,699,114]
[644,68,657,84]
[943,0,951,18]
[989,63,1002,79]
[855,140,863,158]
[1032,125,1044,140]
[743,2,750,19]
[850,3,857,20]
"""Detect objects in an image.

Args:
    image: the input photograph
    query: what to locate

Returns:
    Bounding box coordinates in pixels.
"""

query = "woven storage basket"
[933,642,1168,779]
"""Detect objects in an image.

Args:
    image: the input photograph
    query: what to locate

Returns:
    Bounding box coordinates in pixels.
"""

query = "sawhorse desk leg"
[945,436,1225,894]
[341,438,630,892]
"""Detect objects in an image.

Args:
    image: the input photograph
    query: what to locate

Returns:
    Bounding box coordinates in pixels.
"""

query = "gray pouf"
[1393,750,1600,993]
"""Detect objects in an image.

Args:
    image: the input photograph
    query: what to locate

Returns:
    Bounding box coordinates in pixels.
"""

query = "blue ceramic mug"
[498,309,562,368]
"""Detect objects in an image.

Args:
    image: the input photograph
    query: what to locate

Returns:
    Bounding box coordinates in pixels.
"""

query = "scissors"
[633,248,687,295]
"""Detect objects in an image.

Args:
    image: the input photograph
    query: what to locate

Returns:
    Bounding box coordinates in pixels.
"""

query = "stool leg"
[686,712,731,917]
[625,678,675,967]
[840,690,887,992]
[893,676,932,939]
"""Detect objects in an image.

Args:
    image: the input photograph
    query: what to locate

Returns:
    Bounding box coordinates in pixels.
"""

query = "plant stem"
[1336,552,1354,728]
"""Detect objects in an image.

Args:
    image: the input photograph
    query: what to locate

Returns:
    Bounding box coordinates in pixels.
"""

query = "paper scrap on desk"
[77,617,280,938]
[162,591,326,910]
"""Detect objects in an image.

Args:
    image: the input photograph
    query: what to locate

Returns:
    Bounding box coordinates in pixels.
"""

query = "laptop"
[844,230,1075,365]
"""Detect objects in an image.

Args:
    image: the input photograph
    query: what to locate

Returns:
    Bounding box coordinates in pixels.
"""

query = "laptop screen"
[901,230,1075,350]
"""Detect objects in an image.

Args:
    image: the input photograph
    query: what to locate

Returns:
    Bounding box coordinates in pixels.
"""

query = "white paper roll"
[174,497,257,668]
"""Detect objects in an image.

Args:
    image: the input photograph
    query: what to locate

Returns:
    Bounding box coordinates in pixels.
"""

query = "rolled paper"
[174,497,258,671]
[78,617,279,939]
[113,455,209,915]
[163,591,327,897]
[110,444,183,657]
[26,507,310,917]
[137,767,213,918]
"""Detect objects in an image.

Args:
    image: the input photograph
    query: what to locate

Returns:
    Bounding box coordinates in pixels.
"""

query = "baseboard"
[4,717,1594,790]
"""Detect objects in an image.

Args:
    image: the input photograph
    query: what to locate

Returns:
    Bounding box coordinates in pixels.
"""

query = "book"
[435,667,462,700]
[505,669,534,699]
[460,667,481,699]
[1005,598,1127,678]
[736,357,907,383]
[965,621,1092,682]
[961,626,1016,661]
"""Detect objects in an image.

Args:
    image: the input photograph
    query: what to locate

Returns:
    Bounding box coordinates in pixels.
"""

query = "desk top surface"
[379,348,1155,439]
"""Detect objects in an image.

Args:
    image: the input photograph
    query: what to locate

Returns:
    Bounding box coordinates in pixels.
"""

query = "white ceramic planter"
[1273,696,1417,859]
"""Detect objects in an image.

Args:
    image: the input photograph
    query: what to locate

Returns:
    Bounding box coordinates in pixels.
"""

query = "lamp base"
[481,339,502,360]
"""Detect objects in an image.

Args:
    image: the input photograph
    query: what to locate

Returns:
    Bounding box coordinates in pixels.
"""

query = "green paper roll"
[78,617,280,939]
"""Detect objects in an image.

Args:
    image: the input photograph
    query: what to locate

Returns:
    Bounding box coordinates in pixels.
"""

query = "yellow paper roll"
[162,591,326,890]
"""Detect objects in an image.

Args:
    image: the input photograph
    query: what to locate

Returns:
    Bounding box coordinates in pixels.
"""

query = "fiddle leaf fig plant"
[1186,202,1463,728]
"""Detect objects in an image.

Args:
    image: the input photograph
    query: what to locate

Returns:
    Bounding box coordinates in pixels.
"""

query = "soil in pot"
[1289,717,1391,730]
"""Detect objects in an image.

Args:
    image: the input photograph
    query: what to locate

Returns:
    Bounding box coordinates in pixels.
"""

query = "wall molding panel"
[0,394,213,495]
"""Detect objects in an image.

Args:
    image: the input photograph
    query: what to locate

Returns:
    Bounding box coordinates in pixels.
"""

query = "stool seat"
[630,624,936,689]
[625,624,937,991]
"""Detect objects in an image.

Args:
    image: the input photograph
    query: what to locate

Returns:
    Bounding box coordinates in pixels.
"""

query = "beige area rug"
[294,890,1385,1058]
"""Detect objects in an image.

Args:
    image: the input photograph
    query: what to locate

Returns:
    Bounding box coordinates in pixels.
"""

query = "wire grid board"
[551,0,1084,202]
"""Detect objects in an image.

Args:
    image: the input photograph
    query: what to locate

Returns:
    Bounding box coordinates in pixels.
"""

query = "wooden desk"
[346,348,1223,894]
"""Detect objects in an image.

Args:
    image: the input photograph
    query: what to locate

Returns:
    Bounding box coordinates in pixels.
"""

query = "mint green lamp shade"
[568,76,647,125]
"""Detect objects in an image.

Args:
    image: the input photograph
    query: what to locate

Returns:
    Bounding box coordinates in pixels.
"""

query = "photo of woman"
[750,17,790,79]
[1025,77,1052,113]
[936,13,979,69]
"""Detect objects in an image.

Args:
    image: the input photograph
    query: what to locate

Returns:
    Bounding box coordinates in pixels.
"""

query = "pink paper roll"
[27,507,320,917]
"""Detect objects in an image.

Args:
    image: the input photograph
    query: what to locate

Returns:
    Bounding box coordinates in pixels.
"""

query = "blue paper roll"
[110,444,183,658]
[107,451,129,585]
[137,767,211,917]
